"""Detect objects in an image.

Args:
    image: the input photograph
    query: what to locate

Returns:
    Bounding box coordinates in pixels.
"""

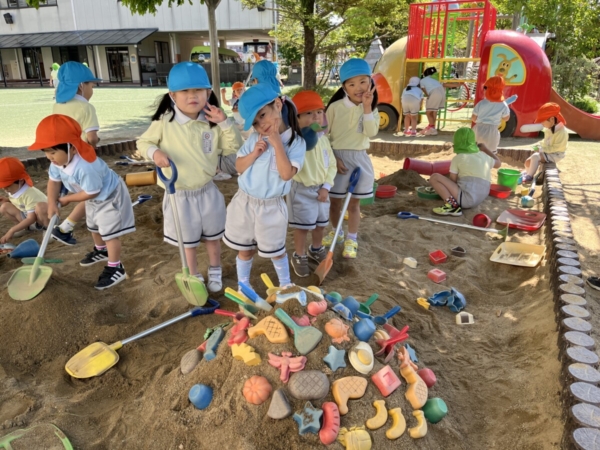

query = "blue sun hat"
[251,60,281,94]
[238,83,279,131]
[56,61,101,103]
[339,58,372,84]
[168,62,211,92]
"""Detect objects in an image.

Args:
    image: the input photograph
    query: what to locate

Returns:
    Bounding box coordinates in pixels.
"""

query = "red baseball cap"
[292,90,325,115]
[28,114,97,163]
[0,157,33,188]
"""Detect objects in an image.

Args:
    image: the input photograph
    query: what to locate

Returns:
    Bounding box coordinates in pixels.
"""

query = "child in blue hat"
[323,58,379,259]
[222,83,306,289]
[51,61,102,249]
[137,62,243,293]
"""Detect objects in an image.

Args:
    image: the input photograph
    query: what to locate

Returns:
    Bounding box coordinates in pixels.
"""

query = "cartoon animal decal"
[494,53,519,81]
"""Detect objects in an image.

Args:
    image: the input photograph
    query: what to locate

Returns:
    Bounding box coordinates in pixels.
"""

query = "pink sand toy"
[268,351,307,383]
[320,402,341,445]
[307,299,328,316]
[375,324,409,362]
[227,317,251,346]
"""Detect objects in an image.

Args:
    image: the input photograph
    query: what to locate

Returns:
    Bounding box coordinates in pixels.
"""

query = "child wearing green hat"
[51,61,103,248]
[323,58,379,259]
[429,127,501,216]
[50,62,60,99]
[137,62,243,292]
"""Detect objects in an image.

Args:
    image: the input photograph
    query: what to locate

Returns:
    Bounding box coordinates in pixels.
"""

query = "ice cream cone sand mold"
[248,316,289,344]
[332,377,368,415]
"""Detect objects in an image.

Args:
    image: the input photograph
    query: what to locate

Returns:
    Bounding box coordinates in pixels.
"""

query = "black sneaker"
[290,252,310,277]
[587,277,600,291]
[95,265,126,290]
[51,226,77,246]
[307,246,327,263]
[80,248,109,266]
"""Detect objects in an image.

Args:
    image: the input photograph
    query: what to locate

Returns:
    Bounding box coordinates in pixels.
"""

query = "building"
[0,0,275,86]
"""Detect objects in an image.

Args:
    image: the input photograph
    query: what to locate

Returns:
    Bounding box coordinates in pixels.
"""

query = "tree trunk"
[303,24,317,89]
[206,0,222,95]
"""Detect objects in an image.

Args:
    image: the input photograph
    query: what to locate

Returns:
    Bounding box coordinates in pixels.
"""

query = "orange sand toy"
[337,427,372,450]
[332,377,368,415]
[386,408,407,439]
[243,376,272,405]
[248,316,289,344]
[365,400,388,430]
[325,318,350,344]
[408,410,427,438]
[398,346,428,409]
[231,343,261,366]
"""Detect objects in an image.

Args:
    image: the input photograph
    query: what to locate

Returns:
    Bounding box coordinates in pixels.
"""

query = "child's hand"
[252,139,268,158]
[204,104,227,123]
[0,231,13,244]
[335,157,348,174]
[48,203,60,220]
[264,117,283,145]
[153,149,170,168]
[362,84,375,112]
[0,196,8,203]
[221,88,226,95]
[317,188,329,202]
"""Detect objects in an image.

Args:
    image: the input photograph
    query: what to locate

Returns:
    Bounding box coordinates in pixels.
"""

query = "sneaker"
[207,266,223,292]
[290,252,310,277]
[13,229,28,238]
[213,172,232,181]
[28,223,43,231]
[521,174,534,184]
[95,264,126,290]
[307,246,327,263]
[322,230,344,247]
[587,277,600,291]
[424,126,438,136]
[51,226,77,246]
[342,239,358,259]
[418,125,433,135]
[80,248,109,266]
[433,203,462,216]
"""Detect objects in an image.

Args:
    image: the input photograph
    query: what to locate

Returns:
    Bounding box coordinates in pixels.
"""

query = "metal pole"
[35,49,43,87]
[136,45,143,87]
[88,45,99,86]
[0,50,7,88]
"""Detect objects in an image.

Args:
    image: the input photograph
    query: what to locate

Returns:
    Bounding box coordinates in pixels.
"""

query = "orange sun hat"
[535,102,566,125]
[232,81,245,91]
[483,76,505,102]
[0,157,33,188]
[28,114,97,163]
[291,90,325,115]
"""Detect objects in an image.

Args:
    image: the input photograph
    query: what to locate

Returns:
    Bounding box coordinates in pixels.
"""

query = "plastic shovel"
[373,305,402,326]
[224,288,259,319]
[397,211,507,237]
[275,308,323,355]
[156,162,208,306]
[239,281,273,312]
[7,215,58,301]
[261,273,280,296]
[21,257,63,265]
[358,294,379,315]
[132,194,152,207]
[315,167,361,285]
[66,299,219,379]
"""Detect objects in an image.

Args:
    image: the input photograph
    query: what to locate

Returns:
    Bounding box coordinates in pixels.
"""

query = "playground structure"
[373,0,600,140]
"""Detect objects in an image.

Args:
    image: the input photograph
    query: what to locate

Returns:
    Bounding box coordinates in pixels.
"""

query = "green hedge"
[572,97,599,114]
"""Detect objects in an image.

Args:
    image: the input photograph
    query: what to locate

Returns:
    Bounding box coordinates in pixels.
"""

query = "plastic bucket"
[497,169,521,192]
[360,182,377,206]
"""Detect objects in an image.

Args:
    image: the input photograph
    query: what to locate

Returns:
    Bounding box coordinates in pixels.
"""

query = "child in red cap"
[522,102,568,183]
[0,157,49,243]
[29,114,135,290]
[472,76,510,154]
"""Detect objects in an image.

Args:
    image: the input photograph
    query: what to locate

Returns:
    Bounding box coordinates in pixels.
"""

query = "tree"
[242,0,410,89]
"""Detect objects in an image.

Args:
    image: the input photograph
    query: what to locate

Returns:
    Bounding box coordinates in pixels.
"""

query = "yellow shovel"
[8,215,58,301]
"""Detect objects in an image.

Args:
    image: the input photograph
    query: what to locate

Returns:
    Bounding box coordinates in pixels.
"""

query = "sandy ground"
[0,142,576,449]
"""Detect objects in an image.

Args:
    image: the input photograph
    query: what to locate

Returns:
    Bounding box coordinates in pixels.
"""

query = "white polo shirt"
[420,76,443,93]
[237,128,306,199]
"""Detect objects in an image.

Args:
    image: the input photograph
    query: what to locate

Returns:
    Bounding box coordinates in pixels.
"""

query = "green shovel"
[157,161,208,306]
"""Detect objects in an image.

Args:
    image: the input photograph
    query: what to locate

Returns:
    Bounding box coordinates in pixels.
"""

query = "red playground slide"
[550,88,600,140]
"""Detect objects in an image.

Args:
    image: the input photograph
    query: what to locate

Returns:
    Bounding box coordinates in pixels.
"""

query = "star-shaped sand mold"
[323,345,346,372]
[293,401,323,435]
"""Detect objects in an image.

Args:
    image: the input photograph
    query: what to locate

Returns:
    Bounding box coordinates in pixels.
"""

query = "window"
[154,41,170,64]
[1,0,57,9]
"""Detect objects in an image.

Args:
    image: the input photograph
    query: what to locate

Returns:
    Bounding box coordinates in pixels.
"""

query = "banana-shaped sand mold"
[386,408,407,439]
[365,400,387,430]
[408,410,427,439]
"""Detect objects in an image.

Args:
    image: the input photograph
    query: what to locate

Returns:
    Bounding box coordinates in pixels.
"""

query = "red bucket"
[472,213,492,228]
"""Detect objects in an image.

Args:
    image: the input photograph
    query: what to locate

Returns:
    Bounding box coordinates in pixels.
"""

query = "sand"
[0,152,563,449]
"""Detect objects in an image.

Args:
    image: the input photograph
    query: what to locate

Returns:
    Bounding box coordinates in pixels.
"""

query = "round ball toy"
[189,384,213,410]
[521,195,535,208]
[243,375,272,405]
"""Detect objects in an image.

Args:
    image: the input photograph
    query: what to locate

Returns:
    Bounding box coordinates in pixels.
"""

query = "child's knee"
[0,203,8,214]
[430,173,442,183]
[238,250,254,260]
[348,199,360,211]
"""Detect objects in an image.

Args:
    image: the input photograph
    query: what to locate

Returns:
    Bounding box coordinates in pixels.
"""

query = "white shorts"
[286,181,330,230]
[223,190,288,258]
[426,86,446,111]
[457,176,490,209]
[330,150,375,200]
[162,182,226,248]
[540,152,565,164]
[401,95,421,115]
[86,179,136,240]
[474,123,500,154]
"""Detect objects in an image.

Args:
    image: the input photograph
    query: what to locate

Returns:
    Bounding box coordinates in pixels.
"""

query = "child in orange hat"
[29,114,135,290]
[0,157,49,243]
[472,76,510,154]
[522,102,568,183]
[288,90,336,277]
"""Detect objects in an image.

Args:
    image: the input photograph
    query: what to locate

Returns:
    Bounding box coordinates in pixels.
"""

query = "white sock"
[59,218,76,233]
[272,254,291,287]
[236,256,253,286]
[347,232,358,241]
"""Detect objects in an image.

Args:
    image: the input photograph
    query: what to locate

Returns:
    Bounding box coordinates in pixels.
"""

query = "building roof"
[0,28,158,48]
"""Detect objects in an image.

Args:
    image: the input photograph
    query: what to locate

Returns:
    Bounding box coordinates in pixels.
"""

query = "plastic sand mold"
[0,423,73,449]
[490,242,546,267]
[496,209,546,231]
